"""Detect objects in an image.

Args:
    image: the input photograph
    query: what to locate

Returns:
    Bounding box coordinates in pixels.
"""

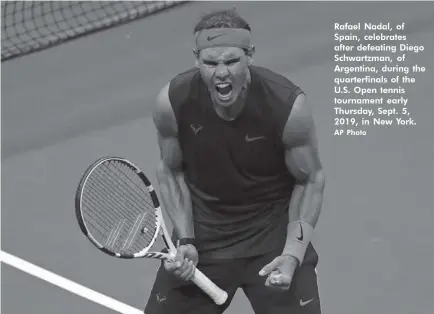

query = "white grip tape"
[191,268,228,305]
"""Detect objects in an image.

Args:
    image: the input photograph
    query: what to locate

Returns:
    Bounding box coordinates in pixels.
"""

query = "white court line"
[0,250,143,314]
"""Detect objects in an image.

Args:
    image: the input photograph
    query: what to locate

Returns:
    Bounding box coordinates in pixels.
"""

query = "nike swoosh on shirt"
[245,135,265,142]
[300,298,314,306]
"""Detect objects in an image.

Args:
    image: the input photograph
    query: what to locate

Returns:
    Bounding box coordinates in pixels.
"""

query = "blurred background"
[2,1,434,314]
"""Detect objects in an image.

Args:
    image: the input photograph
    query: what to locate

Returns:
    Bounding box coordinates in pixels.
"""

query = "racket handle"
[191,268,228,305]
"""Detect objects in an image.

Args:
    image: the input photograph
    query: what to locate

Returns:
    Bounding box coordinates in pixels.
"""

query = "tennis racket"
[75,156,228,305]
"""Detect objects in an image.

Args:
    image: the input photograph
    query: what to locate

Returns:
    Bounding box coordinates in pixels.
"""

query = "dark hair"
[193,9,251,33]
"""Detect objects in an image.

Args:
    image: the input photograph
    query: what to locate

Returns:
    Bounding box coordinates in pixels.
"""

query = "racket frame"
[75,157,228,305]
[76,157,161,258]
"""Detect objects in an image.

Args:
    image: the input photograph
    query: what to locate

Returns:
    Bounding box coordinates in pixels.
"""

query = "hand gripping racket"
[75,156,228,305]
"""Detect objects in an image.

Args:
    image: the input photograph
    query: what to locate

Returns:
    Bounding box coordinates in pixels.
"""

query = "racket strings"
[107,161,158,213]
[84,169,154,249]
[85,174,138,222]
[98,163,152,217]
[82,186,125,231]
[82,183,154,252]
[98,162,157,233]
[80,161,158,254]
[83,172,140,226]
[91,165,157,237]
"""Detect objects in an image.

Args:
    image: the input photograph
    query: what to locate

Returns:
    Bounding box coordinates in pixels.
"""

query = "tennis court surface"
[2,1,434,314]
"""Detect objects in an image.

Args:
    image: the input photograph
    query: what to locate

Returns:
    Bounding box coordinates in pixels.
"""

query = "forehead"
[199,46,245,60]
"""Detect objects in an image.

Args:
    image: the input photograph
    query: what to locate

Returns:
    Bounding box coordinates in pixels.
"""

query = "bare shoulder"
[282,93,317,148]
[152,81,178,137]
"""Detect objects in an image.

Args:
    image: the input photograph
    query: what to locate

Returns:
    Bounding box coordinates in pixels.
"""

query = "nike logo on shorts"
[300,298,313,306]
[156,293,167,303]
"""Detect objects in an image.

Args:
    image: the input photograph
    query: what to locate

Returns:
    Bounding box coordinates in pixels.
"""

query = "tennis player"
[145,9,325,314]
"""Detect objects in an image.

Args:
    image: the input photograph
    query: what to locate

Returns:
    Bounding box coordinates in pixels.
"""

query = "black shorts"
[144,245,321,314]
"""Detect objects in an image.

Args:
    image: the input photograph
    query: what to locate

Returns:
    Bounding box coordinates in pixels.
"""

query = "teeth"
[216,83,230,88]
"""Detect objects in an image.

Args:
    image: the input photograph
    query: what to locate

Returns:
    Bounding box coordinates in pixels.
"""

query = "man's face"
[196,46,252,107]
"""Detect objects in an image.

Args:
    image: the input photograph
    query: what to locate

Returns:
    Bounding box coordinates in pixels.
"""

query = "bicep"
[285,144,321,183]
[153,81,183,171]
[157,132,183,171]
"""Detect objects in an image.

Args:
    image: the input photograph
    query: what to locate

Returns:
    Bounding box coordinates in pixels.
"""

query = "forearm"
[156,162,194,239]
[288,173,324,226]
[283,171,325,262]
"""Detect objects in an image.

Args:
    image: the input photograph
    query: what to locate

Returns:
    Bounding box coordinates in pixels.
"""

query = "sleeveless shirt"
[168,65,317,263]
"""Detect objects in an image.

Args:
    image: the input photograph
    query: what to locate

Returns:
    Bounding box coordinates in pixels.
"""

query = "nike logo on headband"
[207,34,225,41]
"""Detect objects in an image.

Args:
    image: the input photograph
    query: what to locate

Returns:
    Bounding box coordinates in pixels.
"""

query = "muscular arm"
[282,93,325,264]
[153,83,194,239]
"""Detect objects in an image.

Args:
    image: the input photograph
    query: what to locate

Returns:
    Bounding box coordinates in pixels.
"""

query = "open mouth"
[215,83,233,99]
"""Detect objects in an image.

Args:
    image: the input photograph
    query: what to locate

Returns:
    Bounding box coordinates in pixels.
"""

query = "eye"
[225,58,240,65]
[203,60,218,66]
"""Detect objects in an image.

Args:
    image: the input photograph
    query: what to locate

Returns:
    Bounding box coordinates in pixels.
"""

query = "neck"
[213,69,251,121]
[214,98,245,121]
